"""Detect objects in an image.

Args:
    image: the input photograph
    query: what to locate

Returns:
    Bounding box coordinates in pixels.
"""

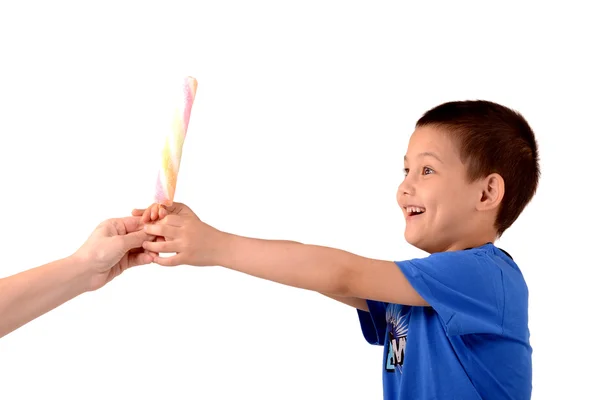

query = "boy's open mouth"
[406,206,425,216]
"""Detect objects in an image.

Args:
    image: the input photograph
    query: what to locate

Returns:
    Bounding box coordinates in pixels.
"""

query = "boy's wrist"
[214,230,236,267]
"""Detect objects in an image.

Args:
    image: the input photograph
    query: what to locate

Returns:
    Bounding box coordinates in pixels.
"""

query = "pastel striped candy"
[154,76,198,206]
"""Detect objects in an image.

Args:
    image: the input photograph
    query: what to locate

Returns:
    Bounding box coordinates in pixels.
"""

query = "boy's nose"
[398,178,415,197]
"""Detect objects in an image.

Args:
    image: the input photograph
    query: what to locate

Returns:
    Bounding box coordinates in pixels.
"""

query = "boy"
[135,100,539,399]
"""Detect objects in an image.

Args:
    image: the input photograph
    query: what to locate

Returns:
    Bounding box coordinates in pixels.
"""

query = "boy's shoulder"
[398,242,524,284]
[421,242,514,265]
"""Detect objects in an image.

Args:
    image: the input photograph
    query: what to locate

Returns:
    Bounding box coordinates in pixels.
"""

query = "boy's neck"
[445,231,497,252]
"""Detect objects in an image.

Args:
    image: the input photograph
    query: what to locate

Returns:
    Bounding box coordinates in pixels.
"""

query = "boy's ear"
[476,173,504,211]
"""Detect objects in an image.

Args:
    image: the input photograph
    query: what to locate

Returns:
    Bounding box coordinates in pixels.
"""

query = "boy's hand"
[132,202,227,267]
[132,202,196,224]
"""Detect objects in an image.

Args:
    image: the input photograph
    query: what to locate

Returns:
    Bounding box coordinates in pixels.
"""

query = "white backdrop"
[1,1,598,399]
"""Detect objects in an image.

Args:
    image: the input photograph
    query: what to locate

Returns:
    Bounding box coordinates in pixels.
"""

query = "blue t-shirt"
[357,243,532,399]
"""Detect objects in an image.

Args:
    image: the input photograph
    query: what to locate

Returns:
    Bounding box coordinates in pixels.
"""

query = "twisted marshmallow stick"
[154,76,198,206]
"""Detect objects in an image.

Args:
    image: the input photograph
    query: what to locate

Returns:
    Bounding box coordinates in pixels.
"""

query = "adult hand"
[73,216,156,291]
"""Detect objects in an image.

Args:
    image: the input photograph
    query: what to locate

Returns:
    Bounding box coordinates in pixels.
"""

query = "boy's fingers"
[144,249,159,258]
[144,223,178,238]
[151,204,163,221]
[152,254,183,267]
[143,240,177,253]
[159,206,168,219]
[131,208,144,217]
[160,214,184,227]
[142,207,153,223]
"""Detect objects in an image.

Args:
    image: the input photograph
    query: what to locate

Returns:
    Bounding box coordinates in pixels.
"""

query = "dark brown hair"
[416,100,540,236]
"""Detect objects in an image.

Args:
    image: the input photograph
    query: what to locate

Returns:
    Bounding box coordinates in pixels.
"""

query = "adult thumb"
[121,230,155,251]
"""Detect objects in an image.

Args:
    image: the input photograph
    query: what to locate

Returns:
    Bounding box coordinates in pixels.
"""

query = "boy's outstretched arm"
[218,236,428,306]
[135,203,427,307]
[240,239,371,311]
[320,293,369,311]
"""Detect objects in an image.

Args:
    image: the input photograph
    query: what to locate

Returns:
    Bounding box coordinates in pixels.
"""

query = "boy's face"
[397,125,484,253]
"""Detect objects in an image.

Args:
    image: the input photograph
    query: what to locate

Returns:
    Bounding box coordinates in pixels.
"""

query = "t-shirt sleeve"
[357,300,387,346]
[396,250,505,336]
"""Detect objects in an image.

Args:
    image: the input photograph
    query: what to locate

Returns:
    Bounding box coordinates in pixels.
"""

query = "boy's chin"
[405,230,441,254]
[404,231,429,253]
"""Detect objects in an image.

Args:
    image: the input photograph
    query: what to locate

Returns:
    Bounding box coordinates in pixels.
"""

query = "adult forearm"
[0,257,91,338]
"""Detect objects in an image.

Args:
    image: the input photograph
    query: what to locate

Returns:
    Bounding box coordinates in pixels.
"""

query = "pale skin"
[134,125,504,310]
[0,217,155,338]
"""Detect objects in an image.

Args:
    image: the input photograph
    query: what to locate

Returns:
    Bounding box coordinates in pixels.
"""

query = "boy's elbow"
[331,263,358,298]
[327,258,431,307]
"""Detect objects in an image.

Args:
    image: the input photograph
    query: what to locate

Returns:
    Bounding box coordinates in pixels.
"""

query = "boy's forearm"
[0,257,90,338]
[218,235,361,296]
[220,237,369,311]
[214,234,427,307]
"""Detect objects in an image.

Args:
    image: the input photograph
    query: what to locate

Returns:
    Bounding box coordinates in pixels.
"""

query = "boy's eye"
[404,167,434,177]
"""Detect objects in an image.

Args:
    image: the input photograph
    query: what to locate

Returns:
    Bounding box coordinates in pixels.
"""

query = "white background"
[1,1,598,399]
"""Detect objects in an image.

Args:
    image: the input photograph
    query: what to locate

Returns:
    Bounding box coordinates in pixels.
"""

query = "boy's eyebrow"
[404,152,444,164]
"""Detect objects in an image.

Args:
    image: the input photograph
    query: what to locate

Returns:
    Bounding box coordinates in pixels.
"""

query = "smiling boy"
[137,100,540,399]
